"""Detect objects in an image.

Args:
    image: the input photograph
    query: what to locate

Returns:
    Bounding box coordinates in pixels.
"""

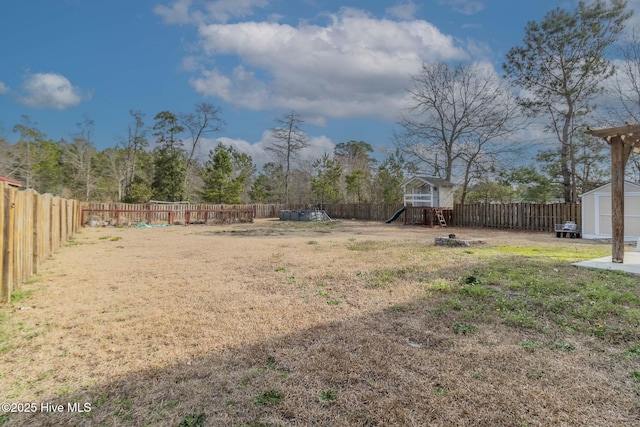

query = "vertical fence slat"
[1,187,79,303]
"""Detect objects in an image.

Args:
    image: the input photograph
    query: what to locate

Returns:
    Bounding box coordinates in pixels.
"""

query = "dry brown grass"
[0,219,639,426]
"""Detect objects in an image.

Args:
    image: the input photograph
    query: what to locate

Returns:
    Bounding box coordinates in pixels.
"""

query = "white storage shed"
[580,181,640,240]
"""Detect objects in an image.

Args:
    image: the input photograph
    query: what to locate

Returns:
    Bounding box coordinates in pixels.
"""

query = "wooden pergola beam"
[587,123,640,137]
[588,125,636,263]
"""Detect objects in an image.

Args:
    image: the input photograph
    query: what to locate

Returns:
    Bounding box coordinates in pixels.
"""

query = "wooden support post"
[610,136,633,263]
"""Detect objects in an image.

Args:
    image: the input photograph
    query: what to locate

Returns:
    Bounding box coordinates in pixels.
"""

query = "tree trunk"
[561,110,573,202]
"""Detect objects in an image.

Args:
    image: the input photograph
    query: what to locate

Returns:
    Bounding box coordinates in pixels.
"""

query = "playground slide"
[385,207,405,223]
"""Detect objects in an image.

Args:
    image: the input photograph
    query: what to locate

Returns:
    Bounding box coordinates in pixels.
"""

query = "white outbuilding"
[401,175,455,207]
[580,181,640,240]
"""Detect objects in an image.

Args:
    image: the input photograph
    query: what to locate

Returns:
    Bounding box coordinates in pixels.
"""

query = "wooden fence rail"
[453,202,581,232]
[80,202,409,223]
[81,203,255,225]
[80,202,581,232]
[1,183,81,303]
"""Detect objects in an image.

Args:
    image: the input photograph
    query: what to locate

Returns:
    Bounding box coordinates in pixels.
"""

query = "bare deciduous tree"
[180,102,224,193]
[64,117,98,201]
[267,111,309,203]
[119,110,148,201]
[396,62,524,205]
[102,147,127,201]
[11,115,43,189]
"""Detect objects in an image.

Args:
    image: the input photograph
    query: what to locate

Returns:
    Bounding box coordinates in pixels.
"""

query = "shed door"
[596,193,640,239]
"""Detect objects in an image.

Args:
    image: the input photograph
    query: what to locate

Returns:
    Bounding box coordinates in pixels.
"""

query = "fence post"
[0,183,6,302]
[1,185,16,303]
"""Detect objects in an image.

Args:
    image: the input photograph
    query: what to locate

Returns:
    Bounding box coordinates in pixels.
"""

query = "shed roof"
[579,181,640,197]
[0,176,23,188]
[402,175,453,188]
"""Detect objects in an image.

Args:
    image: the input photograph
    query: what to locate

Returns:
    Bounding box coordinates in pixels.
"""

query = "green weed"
[527,370,543,380]
[364,266,411,288]
[625,344,640,358]
[10,289,35,303]
[178,413,207,427]
[471,372,486,380]
[551,342,575,352]
[254,388,284,406]
[92,395,108,409]
[452,323,476,335]
[346,240,390,251]
[114,396,134,421]
[24,276,42,285]
[319,389,338,402]
[424,278,454,292]
[433,386,447,397]
[265,356,277,370]
[517,341,538,351]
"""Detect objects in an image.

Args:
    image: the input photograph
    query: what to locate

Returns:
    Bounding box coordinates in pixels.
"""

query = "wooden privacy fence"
[1,183,81,303]
[321,203,405,221]
[81,201,581,232]
[454,202,581,232]
[81,202,254,225]
[80,202,408,223]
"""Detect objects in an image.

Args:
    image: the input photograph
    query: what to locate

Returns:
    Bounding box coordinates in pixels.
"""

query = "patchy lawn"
[0,219,638,426]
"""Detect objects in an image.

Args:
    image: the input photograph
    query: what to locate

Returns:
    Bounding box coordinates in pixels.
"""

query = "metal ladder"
[435,210,447,227]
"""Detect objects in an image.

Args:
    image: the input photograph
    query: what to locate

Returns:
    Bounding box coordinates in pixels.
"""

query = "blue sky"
[1,0,636,167]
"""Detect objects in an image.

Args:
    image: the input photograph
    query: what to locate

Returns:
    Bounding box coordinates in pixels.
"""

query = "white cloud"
[20,72,86,110]
[200,130,335,170]
[154,0,270,24]
[180,55,202,72]
[191,8,468,121]
[154,0,194,24]
[0,82,9,94]
[386,1,419,20]
[204,0,269,23]
[439,0,485,15]
[190,66,270,108]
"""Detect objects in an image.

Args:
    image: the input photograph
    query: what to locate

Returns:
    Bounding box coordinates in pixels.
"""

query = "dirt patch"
[0,219,636,426]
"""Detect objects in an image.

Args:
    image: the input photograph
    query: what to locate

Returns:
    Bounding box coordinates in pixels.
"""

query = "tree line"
[3,0,640,205]
[0,108,413,205]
